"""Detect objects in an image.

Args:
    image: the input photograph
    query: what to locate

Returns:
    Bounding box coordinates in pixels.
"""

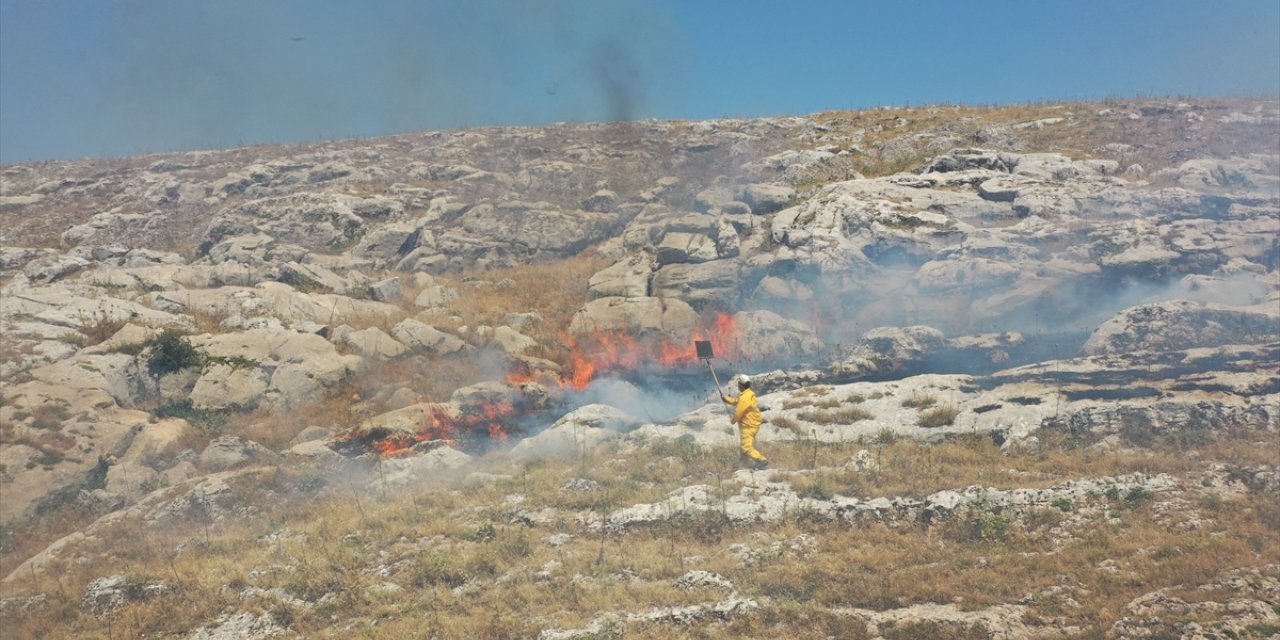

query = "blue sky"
[2,0,1277,163]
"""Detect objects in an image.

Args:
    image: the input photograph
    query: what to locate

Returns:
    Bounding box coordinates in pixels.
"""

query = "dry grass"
[917,405,961,428]
[798,405,875,425]
[425,254,609,336]
[7,424,1273,638]
[900,394,937,409]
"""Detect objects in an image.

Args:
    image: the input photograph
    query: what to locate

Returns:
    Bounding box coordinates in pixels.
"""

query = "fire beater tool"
[695,340,735,416]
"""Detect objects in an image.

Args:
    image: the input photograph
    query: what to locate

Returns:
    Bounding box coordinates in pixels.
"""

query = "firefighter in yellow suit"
[723,374,768,470]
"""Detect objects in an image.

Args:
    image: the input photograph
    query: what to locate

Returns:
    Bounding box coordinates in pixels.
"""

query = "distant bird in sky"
[290,36,305,42]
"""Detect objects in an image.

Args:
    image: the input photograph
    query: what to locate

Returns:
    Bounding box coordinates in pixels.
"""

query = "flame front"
[559,312,739,390]
[361,313,740,458]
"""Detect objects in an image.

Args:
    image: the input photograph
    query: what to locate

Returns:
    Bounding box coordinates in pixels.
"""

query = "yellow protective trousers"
[739,422,766,462]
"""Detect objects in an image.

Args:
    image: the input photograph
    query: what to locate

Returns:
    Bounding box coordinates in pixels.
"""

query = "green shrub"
[147,329,203,375]
[1124,486,1153,508]
[155,399,227,436]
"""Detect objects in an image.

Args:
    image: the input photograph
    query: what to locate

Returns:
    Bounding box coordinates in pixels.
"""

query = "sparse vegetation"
[917,405,961,428]
[154,399,228,437]
[28,402,71,430]
[901,394,937,409]
[799,406,874,425]
[0,425,1274,638]
[771,414,804,435]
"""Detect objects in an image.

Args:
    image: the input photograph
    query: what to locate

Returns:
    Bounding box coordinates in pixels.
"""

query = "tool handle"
[706,361,734,416]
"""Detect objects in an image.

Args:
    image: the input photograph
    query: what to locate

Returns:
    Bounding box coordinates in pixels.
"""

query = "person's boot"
[752,459,769,471]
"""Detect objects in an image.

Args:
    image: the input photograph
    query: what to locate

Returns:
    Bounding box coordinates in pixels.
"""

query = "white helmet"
[733,374,752,387]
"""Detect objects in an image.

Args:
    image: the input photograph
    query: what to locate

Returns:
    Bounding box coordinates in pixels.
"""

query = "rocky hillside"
[1,98,1278,638]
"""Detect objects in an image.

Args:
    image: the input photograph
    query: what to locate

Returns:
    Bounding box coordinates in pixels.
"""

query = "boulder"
[508,405,634,459]
[582,189,619,213]
[693,186,735,213]
[414,282,459,309]
[1082,300,1280,356]
[456,200,616,256]
[197,329,364,410]
[655,232,718,265]
[734,310,825,362]
[650,260,740,310]
[197,436,278,471]
[22,255,90,283]
[276,261,348,292]
[391,319,468,355]
[118,418,193,465]
[367,277,404,302]
[342,327,407,360]
[922,148,1017,174]
[587,255,651,299]
[715,216,740,258]
[487,326,538,356]
[858,326,947,363]
[503,312,543,331]
[290,426,333,445]
[348,219,422,263]
[190,363,271,410]
[741,184,795,214]
[569,296,700,343]
[450,381,518,406]
[752,275,813,302]
[285,440,343,462]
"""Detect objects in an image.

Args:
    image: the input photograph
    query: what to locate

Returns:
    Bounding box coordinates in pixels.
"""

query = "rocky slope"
[1,98,1277,638]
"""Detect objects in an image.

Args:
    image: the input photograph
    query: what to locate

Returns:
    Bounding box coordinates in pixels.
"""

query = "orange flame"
[365,313,741,458]
[556,312,739,390]
[355,399,520,458]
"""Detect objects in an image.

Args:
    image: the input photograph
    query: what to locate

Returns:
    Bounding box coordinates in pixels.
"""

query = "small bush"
[202,355,259,372]
[1124,486,1153,508]
[799,406,874,425]
[647,435,710,463]
[463,521,497,542]
[29,403,71,430]
[917,405,960,428]
[874,427,899,446]
[60,311,129,348]
[771,415,805,435]
[954,492,1011,543]
[154,399,227,436]
[901,394,937,409]
[147,329,203,375]
[665,509,732,543]
[793,472,837,500]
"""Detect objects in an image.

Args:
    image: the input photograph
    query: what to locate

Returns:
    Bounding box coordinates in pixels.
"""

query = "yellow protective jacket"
[724,388,762,429]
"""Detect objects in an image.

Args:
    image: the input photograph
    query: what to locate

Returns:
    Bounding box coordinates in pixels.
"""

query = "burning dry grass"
[4,426,1276,638]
